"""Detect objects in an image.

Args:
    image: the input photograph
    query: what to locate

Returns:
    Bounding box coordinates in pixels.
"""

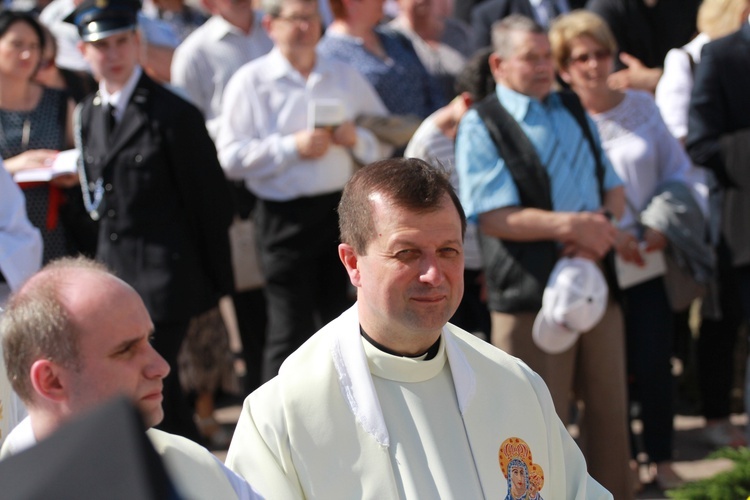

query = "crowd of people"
[1,0,749,497]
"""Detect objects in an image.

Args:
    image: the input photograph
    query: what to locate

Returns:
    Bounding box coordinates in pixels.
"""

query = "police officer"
[65,0,234,441]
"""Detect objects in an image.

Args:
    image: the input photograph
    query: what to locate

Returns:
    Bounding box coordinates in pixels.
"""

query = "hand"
[561,242,601,262]
[643,227,668,252]
[295,129,332,159]
[607,52,663,93]
[51,173,79,188]
[4,149,59,174]
[614,230,644,266]
[565,212,617,259]
[332,121,357,148]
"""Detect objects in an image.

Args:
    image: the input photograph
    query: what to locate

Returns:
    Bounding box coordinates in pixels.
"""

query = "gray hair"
[491,14,545,59]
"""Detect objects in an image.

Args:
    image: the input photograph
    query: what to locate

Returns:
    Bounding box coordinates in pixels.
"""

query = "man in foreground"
[226,158,611,499]
[0,257,257,499]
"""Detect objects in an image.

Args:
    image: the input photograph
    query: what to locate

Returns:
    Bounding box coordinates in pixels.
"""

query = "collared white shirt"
[216,48,390,201]
[171,14,273,140]
[98,66,143,123]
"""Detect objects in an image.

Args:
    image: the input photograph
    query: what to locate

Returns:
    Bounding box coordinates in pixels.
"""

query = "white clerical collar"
[362,335,446,383]
[98,65,143,122]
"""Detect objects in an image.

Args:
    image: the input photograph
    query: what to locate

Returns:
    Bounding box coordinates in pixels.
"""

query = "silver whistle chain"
[74,103,104,221]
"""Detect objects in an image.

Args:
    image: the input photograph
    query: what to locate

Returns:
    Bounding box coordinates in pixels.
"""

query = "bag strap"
[558,90,606,205]
[474,93,552,210]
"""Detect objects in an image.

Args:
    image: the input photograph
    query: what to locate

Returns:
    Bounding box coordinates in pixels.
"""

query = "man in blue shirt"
[455,15,632,499]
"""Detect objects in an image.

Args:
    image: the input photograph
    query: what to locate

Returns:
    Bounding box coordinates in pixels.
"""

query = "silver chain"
[74,103,103,221]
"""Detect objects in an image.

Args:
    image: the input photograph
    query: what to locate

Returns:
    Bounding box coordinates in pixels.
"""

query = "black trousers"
[255,192,352,382]
[232,288,268,394]
[698,240,744,419]
[151,319,201,443]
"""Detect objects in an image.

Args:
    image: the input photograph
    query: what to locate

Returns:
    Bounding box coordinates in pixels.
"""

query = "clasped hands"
[295,122,357,159]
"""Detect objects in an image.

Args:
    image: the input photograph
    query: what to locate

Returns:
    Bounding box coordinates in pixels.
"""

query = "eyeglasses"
[274,13,321,25]
[568,49,611,65]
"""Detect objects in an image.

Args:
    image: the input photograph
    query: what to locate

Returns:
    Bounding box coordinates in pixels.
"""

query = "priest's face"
[340,192,464,354]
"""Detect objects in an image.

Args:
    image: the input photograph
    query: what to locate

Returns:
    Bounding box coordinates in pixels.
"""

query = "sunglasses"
[568,49,611,65]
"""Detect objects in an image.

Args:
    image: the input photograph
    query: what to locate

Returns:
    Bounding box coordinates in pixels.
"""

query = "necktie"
[106,104,117,140]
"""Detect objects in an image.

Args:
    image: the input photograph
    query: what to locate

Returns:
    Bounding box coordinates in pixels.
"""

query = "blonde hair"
[697,0,750,39]
[549,10,618,70]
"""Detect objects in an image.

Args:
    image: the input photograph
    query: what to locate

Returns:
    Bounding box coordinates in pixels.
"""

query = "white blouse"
[591,90,694,233]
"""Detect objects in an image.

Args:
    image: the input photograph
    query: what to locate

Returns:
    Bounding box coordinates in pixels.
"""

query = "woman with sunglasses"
[0,10,76,263]
[550,10,697,493]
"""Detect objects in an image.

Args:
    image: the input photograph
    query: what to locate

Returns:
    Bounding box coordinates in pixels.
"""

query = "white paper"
[308,99,345,130]
[615,247,667,289]
[13,149,80,183]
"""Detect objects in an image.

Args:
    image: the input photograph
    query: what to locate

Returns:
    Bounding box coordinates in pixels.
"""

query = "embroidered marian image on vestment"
[499,437,544,500]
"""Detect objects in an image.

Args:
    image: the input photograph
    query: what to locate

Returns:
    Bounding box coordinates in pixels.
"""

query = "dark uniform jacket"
[79,71,234,322]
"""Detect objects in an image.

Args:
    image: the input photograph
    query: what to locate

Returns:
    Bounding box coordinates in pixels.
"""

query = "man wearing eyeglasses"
[216,0,391,383]
[455,15,633,499]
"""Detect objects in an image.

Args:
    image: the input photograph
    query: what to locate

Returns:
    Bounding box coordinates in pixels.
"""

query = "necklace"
[73,103,103,221]
[0,114,31,153]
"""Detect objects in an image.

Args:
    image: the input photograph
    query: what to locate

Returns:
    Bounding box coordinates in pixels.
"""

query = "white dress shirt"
[171,14,273,140]
[98,66,143,123]
[217,48,390,201]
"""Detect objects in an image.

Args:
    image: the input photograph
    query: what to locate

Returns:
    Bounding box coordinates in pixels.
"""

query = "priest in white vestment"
[226,157,612,499]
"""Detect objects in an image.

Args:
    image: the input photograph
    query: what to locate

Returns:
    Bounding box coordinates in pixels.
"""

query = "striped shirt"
[455,85,621,221]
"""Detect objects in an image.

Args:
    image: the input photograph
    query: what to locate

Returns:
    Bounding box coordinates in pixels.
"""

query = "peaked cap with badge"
[64,0,141,42]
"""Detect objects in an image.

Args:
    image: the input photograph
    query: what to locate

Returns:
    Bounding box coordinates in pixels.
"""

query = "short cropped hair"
[338,158,466,255]
[1,257,108,404]
[491,15,545,59]
[262,0,317,17]
[697,0,750,40]
[548,10,618,70]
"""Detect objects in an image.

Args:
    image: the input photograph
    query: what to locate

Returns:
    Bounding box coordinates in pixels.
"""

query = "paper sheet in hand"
[308,99,345,130]
[13,149,80,183]
[615,247,667,289]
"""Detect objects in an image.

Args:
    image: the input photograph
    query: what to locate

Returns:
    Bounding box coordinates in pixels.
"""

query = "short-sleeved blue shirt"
[455,85,622,222]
